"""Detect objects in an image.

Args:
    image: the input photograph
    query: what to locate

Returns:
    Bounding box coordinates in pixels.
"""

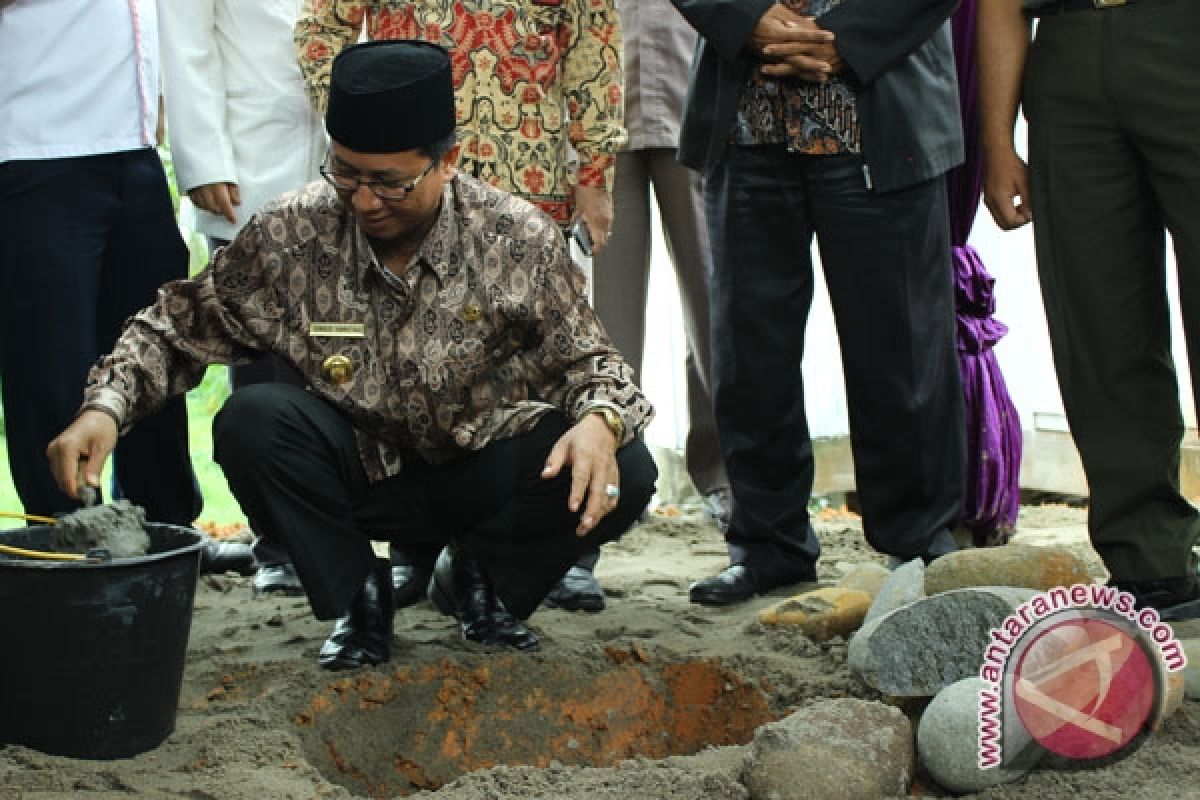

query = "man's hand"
[542,414,621,537]
[750,4,836,82]
[572,185,613,255]
[983,148,1033,230]
[46,410,118,501]
[761,38,844,80]
[188,182,241,226]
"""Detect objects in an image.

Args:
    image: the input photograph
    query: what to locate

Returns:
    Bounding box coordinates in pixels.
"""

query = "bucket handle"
[0,511,89,561]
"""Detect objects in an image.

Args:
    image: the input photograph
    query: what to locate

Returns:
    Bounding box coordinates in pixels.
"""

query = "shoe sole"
[252,585,306,599]
[544,595,605,612]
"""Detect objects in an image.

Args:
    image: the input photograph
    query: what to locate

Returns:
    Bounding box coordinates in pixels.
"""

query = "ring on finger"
[604,483,620,500]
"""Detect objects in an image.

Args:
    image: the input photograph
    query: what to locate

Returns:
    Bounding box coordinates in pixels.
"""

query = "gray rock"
[863,558,925,625]
[848,587,1037,697]
[743,698,913,800]
[924,544,1094,596]
[917,677,1038,793]
[835,563,892,598]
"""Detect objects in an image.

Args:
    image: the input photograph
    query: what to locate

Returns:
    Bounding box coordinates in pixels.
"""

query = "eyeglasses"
[320,157,437,200]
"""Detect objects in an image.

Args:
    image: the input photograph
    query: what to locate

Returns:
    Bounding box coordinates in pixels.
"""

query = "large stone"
[924,544,1093,596]
[848,587,1037,697]
[863,558,925,625]
[742,698,913,800]
[835,563,892,598]
[757,588,873,642]
[917,677,1037,793]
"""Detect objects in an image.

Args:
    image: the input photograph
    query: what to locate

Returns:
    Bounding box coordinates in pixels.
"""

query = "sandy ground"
[1,502,1198,799]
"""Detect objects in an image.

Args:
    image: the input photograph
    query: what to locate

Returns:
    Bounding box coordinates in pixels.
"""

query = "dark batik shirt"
[83,173,652,482]
[733,0,861,154]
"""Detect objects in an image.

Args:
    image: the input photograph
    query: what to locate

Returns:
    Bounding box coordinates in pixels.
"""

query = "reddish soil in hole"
[293,647,779,797]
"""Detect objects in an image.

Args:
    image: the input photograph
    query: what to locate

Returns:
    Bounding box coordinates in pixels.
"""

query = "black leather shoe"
[689,562,816,606]
[544,566,606,612]
[390,549,433,609]
[1111,567,1200,621]
[887,529,961,570]
[252,563,305,597]
[428,546,540,651]
[200,537,257,576]
[318,558,395,670]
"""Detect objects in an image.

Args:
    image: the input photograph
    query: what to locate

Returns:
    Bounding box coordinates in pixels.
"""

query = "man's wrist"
[581,403,625,449]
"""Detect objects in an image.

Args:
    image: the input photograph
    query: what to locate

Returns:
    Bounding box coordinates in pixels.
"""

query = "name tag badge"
[309,322,366,338]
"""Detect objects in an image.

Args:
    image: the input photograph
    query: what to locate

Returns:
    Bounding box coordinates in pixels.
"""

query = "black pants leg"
[706,147,963,565]
[213,384,656,620]
[0,151,201,523]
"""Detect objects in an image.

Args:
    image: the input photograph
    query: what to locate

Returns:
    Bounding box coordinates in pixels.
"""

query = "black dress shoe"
[318,558,395,670]
[252,563,305,597]
[428,546,540,651]
[1110,566,1200,621]
[544,566,606,612]
[886,529,961,570]
[688,562,816,607]
[199,537,257,576]
[390,549,433,609]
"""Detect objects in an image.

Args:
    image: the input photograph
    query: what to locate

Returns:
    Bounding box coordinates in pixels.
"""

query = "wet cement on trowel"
[53,499,150,559]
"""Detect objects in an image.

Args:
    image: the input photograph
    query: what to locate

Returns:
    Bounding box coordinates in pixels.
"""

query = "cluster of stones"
[748,544,1198,797]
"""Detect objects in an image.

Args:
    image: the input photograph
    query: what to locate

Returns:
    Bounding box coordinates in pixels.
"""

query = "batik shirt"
[296,0,625,226]
[733,0,860,155]
[83,174,652,482]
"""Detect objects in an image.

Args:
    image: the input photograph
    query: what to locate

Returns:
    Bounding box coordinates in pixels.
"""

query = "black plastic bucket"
[0,523,203,759]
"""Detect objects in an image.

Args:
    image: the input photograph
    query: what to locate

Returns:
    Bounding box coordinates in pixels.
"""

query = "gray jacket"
[671,0,964,194]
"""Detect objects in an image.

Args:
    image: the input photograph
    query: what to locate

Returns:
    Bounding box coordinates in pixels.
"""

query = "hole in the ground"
[294,647,780,797]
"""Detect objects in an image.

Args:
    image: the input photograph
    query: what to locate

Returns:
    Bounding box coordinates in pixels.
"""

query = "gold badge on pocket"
[321,354,354,385]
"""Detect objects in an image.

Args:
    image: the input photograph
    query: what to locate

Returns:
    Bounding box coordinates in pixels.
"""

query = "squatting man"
[47,40,657,671]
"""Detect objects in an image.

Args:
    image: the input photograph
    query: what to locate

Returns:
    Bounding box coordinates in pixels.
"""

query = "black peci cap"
[325,40,456,153]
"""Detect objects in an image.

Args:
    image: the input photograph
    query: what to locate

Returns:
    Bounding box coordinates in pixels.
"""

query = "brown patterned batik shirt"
[733,0,860,155]
[83,174,652,482]
[296,0,625,226]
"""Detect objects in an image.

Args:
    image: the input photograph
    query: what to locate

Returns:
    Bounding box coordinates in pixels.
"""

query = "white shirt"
[0,0,159,163]
[158,0,326,240]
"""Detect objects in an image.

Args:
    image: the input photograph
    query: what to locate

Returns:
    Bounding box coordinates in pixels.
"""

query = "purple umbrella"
[948,0,1022,546]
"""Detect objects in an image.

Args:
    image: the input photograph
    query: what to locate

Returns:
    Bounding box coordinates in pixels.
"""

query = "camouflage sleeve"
[561,0,626,190]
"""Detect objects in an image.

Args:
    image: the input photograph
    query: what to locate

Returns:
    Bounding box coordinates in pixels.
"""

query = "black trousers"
[705,147,964,569]
[1024,1,1200,581]
[0,150,201,523]
[212,384,657,620]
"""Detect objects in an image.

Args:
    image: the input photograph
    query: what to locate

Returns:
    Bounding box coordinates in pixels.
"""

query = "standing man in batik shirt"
[48,41,656,671]
[295,0,623,245]
[672,0,967,605]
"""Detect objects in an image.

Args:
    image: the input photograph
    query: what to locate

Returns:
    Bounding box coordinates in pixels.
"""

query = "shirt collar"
[345,178,463,289]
